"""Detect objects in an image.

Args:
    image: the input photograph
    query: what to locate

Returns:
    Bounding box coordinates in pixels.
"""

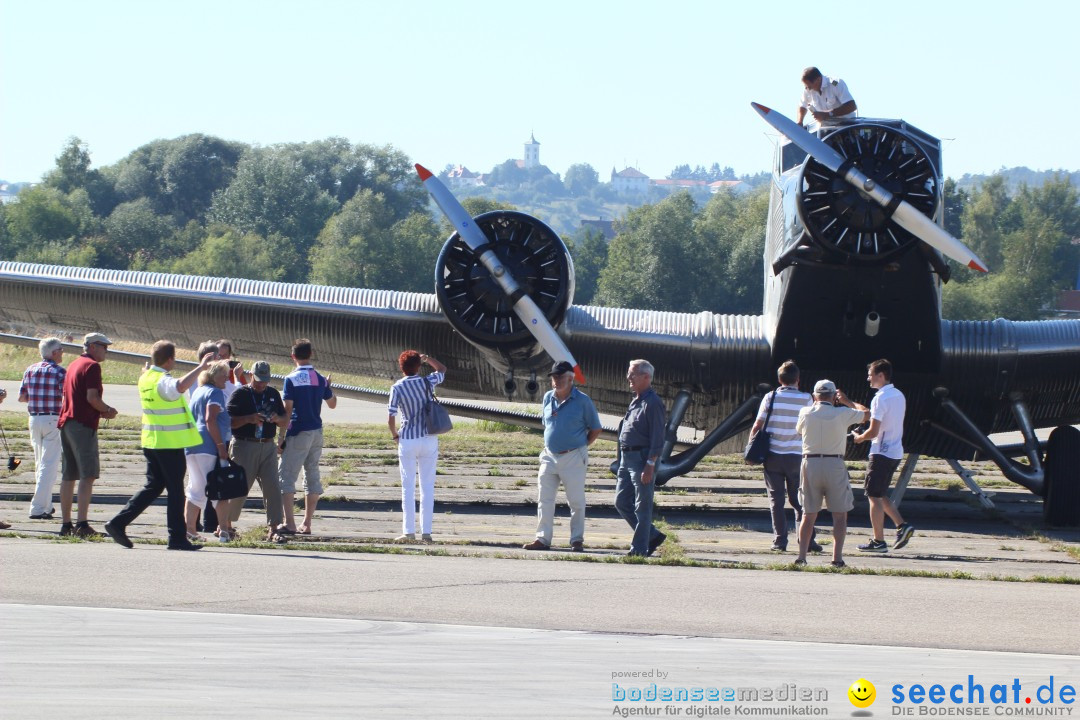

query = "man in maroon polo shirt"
[57,332,118,537]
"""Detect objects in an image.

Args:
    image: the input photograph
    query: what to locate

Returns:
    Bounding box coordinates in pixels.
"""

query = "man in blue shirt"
[523,361,602,552]
[616,359,668,557]
[279,339,336,535]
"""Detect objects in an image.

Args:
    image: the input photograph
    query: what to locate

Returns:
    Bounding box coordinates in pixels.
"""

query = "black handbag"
[743,391,775,465]
[205,458,248,500]
[422,375,453,435]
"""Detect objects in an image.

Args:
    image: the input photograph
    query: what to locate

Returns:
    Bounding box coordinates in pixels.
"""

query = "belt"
[553,446,585,455]
[803,453,841,458]
[237,437,275,443]
[620,445,645,452]
[29,412,60,417]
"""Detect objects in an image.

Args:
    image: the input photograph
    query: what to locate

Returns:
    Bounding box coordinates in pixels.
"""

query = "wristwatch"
[646,459,656,466]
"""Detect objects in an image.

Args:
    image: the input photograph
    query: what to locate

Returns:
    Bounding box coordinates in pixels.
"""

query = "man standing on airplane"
[796,66,857,126]
[853,359,914,552]
[749,360,820,553]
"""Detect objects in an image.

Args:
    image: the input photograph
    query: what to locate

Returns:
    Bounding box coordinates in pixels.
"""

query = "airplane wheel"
[1042,425,1080,526]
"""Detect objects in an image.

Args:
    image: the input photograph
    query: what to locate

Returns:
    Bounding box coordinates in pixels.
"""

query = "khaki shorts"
[60,419,100,482]
[799,457,854,514]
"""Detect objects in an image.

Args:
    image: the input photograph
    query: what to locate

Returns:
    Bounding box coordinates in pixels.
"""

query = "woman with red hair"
[387,350,446,542]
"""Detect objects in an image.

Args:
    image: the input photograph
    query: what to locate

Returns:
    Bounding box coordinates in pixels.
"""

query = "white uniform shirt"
[755,386,813,455]
[800,75,854,113]
[869,383,905,459]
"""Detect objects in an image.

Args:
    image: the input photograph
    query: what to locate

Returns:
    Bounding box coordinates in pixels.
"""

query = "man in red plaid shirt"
[18,338,66,520]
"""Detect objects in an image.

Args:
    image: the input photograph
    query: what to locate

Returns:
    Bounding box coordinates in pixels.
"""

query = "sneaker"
[74,522,102,539]
[104,522,133,549]
[421,533,433,543]
[570,541,584,552]
[793,558,807,566]
[770,542,787,552]
[218,530,231,543]
[59,522,74,536]
[808,540,824,553]
[522,539,550,550]
[30,512,55,520]
[394,533,416,543]
[830,559,846,568]
[893,523,915,550]
[858,539,888,553]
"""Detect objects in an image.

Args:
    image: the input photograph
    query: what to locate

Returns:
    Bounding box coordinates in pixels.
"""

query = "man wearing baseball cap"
[226,360,289,537]
[523,360,602,552]
[793,379,869,567]
[56,332,119,538]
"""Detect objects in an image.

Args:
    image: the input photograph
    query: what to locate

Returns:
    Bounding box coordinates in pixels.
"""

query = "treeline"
[1,136,1077,320]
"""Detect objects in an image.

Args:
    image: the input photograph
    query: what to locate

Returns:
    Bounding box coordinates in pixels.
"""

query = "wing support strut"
[932,388,1044,495]
[609,384,773,486]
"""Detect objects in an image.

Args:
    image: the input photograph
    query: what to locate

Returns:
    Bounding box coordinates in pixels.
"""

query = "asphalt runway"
[2,603,1078,720]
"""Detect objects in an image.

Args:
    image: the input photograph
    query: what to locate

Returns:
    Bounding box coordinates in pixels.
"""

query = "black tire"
[1043,425,1080,526]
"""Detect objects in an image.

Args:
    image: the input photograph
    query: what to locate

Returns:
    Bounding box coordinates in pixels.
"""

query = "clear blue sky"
[2,1,1077,184]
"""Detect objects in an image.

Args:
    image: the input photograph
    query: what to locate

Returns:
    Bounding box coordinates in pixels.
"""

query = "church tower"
[524,133,540,169]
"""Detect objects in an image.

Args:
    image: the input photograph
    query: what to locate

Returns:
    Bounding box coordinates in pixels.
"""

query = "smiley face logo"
[848,679,876,708]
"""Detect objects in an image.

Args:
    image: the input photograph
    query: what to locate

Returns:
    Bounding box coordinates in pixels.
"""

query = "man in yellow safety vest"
[105,341,213,550]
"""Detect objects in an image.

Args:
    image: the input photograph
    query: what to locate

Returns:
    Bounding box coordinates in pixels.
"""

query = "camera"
[7,456,20,471]
[228,360,240,369]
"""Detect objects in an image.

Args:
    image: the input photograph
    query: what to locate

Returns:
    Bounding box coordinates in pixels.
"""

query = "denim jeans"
[614,448,662,555]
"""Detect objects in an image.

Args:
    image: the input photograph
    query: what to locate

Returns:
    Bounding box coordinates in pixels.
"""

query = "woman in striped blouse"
[387,350,447,543]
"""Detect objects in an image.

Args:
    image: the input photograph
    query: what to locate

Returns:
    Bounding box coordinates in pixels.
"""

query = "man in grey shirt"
[615,359,667,557]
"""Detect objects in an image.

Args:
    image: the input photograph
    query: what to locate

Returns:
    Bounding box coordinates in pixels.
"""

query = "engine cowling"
[796,123,940,264]
[435,210,575,372]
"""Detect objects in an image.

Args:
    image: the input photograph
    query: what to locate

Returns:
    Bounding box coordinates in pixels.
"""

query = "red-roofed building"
[611,167,649,195]
[446,165,483,187]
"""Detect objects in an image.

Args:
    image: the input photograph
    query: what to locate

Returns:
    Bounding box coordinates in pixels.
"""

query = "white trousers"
[535,446,588,545]
[184,453,224,509]
[28,415,62,516]
[398,435,438,535]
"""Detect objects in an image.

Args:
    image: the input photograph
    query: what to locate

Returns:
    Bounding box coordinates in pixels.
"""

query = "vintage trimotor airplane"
[1,105,1078,523]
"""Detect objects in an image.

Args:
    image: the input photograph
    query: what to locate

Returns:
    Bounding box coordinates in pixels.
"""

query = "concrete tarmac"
[2,603,1078,720]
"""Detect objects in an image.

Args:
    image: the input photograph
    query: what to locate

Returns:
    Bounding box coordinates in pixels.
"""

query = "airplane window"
[781,142,808,172]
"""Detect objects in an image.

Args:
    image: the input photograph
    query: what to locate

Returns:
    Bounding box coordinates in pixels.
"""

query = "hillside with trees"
[1,137,1077,321]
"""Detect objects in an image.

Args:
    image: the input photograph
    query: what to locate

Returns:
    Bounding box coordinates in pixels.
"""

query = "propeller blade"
[750,103,988,273]
[415,164,586,383]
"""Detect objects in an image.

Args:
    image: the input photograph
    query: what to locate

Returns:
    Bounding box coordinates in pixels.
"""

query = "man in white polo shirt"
[750,360,820,553]
[796,66,857,126]
[853,359,913,552]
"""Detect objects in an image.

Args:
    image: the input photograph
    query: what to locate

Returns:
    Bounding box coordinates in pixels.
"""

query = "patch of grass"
[476,481,495,490]
[487,467,502,477]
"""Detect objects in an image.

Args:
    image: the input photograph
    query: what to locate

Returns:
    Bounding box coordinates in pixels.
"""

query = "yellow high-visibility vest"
[139,368,201,449]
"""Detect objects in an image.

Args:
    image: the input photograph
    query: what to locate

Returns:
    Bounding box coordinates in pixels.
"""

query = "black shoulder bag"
[743,391,775,465]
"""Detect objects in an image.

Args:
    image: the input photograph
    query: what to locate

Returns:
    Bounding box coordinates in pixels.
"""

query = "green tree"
[101,198,177,268]
[942,177,967,240]
[308,190,401,289]
[170,227,299,282]
[208,145,340,263]
[564,163,599,196]
[3,186,96,259]
[566,226,608,305]
[595,193,703,311]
